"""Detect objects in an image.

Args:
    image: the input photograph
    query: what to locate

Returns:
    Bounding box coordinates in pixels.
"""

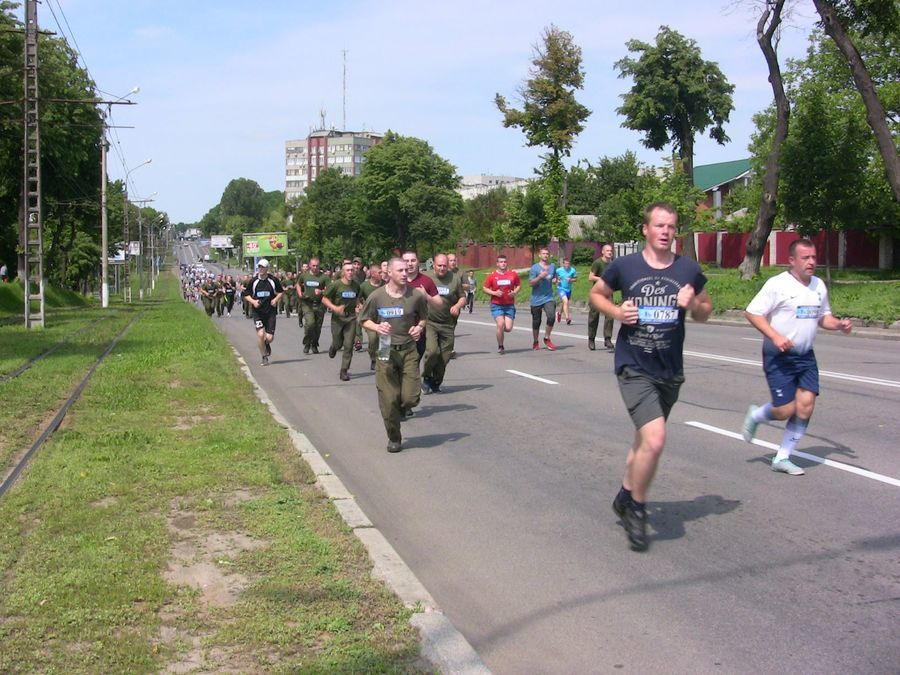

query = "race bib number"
[305,280,319,287]
[638,305,679,324]
[796,305,819,320]
[257,290,271,298]
[341,291,357,299]
[437,286,450,296]
[377,307,404,319]
[254,319,264,330]
[497,279,511,287]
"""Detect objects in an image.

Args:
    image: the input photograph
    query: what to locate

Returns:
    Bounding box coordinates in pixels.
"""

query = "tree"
[456,186,510,244]
[498,182,545,250]
[219,178,267,223]
[740,0,791,280]
[356,131,461,254]
[495,25,591,243]
[615,25,735,260]
[812,0,900,203]
[303,166,362,259]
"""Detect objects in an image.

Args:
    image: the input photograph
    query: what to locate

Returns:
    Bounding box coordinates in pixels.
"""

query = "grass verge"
[0,274,422,673]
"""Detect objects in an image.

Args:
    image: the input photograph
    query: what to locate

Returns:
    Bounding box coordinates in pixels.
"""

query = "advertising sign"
[210,234,233,249]
[127,241,141,256]
[108,247,125,264]
[242,232,288,257]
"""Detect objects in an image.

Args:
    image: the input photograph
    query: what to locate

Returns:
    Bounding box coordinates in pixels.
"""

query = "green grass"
[464,264,899,324]
[0,274,422,673]
[0,279,93,316]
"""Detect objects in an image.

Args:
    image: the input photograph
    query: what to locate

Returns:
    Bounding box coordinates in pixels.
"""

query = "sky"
[32,0,821,223]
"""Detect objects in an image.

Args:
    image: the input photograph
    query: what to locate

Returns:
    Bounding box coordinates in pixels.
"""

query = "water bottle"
[377,333,391,361]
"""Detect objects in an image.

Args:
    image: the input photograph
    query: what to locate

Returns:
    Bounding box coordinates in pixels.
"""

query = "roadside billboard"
[210,234,233,249]
[242,232,288,257]
[127,241,141,256]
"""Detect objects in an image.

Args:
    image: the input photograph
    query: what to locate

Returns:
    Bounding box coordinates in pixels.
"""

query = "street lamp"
[123,158,152,302]
[100,88,140,308]
[132,191,156,301]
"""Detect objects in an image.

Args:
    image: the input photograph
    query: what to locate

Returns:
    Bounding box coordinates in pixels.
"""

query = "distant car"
[203,254,210,262]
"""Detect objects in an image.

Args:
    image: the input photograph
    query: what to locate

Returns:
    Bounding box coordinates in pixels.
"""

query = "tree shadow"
[640,494,741,543]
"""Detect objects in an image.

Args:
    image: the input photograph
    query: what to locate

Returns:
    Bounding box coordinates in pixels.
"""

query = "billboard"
[242,232,288,257]
[210,234,233,249]
[127,241,141,256]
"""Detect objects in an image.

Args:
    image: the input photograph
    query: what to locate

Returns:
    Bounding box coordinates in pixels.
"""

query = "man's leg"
[495,315,506,347]
[400,346,422,414]
[603,316,614,349]
[301,303,314,349]
[340,319,354,376]
[531,306,542,346]
[432,324,455,388]
[543,301,556,340]
[622,418,667,504]
[422,323,440,391]
[313,306,326,350]
[375,351,403,445]
[587,307,599,348]
[366,328,378,369]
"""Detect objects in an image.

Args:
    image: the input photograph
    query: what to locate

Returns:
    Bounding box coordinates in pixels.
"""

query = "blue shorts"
[558,288,572,299]
[491,304,516,319]
[762,340,819,406]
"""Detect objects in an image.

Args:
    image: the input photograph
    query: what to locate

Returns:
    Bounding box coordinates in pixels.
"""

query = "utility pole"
[100,132,109,307]
[342,49,347,131]
[22,0,44,328]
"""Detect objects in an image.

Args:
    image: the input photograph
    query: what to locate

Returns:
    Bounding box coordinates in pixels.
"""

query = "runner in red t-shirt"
[482,254,521,354]
[402,250,442,360]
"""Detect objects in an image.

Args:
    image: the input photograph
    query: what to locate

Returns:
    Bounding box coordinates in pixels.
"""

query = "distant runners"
[589,202,712,552]
[322,260,361,381]
[297,257,328,354]
[359,258,428,453]
[242,259,284,366]
[528,247,558,351]
[483,254,520,354]
[358,262,385,370]
[741,238,852,476]
[588,243,616,350]
[422,253,466,394]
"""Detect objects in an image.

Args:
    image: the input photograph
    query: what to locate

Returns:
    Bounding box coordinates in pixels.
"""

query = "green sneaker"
[742,405,759,443]
[771,458,805,476]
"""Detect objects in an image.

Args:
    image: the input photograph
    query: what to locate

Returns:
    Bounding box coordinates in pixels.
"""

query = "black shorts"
[531,301,556,329]
[251,310,276,335]
[617,366,683,429]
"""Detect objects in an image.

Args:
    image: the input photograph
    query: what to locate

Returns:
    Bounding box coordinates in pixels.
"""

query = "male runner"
[555,258,577,324]
[422,253,466,393]
[242,259,284,366]
[322,260,361,381]
[463,270,476,313]
[358,264,385,370]
[528,247,558,350]
[588,243,616,350]
[741,238,852,475]
[296,257,328,354]
[359,258,428,453]
[483,254,521,354]
[402,250,442,361]
[589,202,712,552]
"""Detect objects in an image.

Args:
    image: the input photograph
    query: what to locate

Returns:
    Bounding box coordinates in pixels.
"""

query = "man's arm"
[744,311,793,351]
[589,278,637,324]
[819,313,852,333]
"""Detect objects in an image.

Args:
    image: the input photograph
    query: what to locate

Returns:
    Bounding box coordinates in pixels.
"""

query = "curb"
[230,346,491,674]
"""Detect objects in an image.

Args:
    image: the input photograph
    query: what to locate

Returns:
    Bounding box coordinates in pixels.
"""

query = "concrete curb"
[230,346,491,674]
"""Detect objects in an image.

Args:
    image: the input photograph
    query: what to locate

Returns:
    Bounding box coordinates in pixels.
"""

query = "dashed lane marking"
[506,369,558,385]
[685,420,900,488]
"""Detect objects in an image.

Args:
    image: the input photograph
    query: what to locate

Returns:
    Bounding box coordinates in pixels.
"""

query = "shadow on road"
[647,494,741,543]
[403,431,471,449]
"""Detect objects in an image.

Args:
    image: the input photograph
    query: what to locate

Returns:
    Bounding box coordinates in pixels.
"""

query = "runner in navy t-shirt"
[589,202,712,552]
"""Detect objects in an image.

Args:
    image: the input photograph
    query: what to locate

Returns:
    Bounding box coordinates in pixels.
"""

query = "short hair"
[562,258,570,264]
[789,238,815,257]
[496,254,507,261]
[642,201,678,225]
[401,250,418,260]
[388,256,405,269]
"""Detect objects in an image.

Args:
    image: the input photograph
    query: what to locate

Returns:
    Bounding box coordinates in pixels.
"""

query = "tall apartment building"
[456,174,529,200]
[284,129,382,201]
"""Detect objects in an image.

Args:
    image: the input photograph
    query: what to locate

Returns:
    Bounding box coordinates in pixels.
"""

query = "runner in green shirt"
[322,261,361,381]
[422,253,465,393]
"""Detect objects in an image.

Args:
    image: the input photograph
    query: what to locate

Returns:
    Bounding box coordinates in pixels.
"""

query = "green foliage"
[356,130,461,255]
[642,161,714,233]
[499,182,545,248]
[570,244,595,266]
[457,186,509,243]
[615,26,734,174]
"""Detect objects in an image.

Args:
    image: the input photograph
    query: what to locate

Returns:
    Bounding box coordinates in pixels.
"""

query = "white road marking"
[686,420,900,488]
[506,369,558,385]
[459,320,900,389]
[742,337,763,342]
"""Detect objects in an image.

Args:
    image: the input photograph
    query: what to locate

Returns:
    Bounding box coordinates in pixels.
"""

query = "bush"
[570,245,596,266]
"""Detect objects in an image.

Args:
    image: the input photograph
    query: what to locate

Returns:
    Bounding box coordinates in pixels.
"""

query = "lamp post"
[123,158,151,302]
[100,87,139,308]
[131,192,156,301]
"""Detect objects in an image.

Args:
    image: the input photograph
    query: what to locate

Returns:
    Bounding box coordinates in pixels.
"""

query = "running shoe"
[604,339,614,350]
[771,458,805,476]
[431,383,441,393]
[421,378,432,395]
[328,344,337,359]
[498,345,505,354]
[566,318,571,325]
[370,359,376,371]
[556,311,561,322]
[303,345,310,354]
[612,491,629,519]
[588,339,596,351]
[532,341,540,350]
[622,506,648,552]
[742,405,759,443]
[403,407,415,419]
[261,355,269,366]
[386,440,402,453]
[339,369,350,381]
[311,346,319,354]
[543,337,556,351]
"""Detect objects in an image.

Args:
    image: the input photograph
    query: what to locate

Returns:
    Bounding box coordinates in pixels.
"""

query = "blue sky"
[39,0,819,223]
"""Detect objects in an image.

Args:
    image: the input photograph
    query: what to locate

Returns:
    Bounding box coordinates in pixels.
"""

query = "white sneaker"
[742,405,759,442]
[771,458,804,476]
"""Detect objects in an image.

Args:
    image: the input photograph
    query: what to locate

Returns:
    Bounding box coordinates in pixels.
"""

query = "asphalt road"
[186,255,899,673]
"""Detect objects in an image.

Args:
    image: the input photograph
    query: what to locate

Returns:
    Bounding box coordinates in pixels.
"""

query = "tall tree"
[303,166,361,259]
[356,130,461,254]
[615,25,735,260]
[812,0,900,203]
[740,0,790,280]
[495,25,591,244]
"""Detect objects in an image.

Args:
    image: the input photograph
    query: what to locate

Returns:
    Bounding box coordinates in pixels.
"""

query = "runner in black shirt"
[242,259,284,366]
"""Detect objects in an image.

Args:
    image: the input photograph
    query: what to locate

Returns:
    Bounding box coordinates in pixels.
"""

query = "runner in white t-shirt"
[741,239,853,476]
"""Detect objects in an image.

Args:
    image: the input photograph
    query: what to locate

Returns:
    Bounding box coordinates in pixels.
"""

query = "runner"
[555,257,577,324]
[528,247,558,350]
[741,238,853,476]
[463,270,476,313]
[242,259,284,366]
[358,264,385,370]
[359,258,428,453]
[199,274,217,317]
[589,202,712,552]
[296,257,328,354]
[223,274,237,317]
[402,250,443,361]
[483,254,521,354]
[588,243,616,350]
[322,260,361,381]
[422,253,466,394]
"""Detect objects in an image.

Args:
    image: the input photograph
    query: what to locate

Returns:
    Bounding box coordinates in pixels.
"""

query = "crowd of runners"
[182,200,853,552]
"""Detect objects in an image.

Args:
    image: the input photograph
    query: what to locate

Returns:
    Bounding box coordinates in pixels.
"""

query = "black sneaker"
[622,506,648,552]
[261,355,269,366]
[431,383,441,393]
[311,346,319,354]
[498,345,505,354]
[402,407,415,419]
[386,440,402,453]
[612,492,628,519]
[303,344,310,354]
[328,344,337,359]
[604,339,615,350]
[370,359,376,371]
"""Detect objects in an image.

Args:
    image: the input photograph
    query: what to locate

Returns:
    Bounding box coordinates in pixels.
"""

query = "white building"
[285,129,382,201]
[456,174,530,200]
